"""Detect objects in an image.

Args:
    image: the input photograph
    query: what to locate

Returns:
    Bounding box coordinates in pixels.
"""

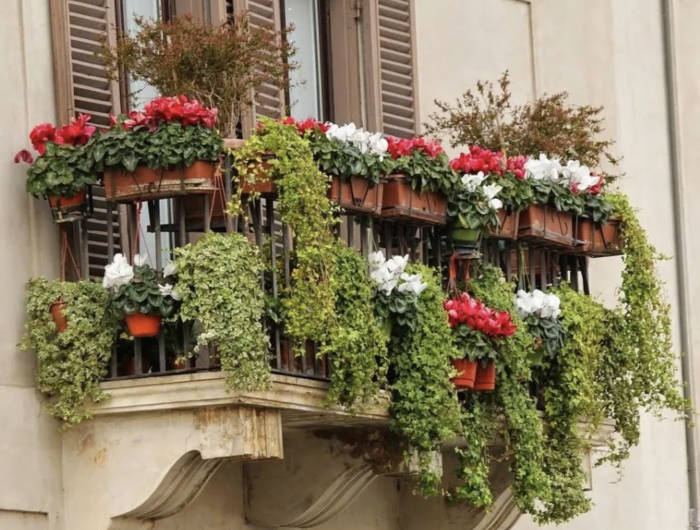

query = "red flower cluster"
[444,293,517,337]
[450,146,503,175]
[587,173,603,195]
[282,116,329,135]
[23,114,97,159]
[506,155,527,180]
[116,96,218,131]
[386,136,444,159]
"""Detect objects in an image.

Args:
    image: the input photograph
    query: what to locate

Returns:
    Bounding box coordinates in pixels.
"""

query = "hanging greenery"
[233,119,338,354]
[174,232,271,392]
[20,279,119,427]
[326,242,388,410]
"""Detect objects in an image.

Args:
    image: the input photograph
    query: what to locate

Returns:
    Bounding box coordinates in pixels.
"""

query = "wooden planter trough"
[487,209,519,240]
[328,176,385,215]
[381,174,447,225]
[575,218,623,257]
[518,204,576,248]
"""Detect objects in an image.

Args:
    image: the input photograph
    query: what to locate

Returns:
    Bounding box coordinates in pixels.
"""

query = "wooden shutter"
[50,0,123,279]
[366,0,419,138]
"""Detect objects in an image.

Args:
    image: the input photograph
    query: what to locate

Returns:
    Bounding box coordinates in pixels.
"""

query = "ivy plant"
[20,279,119,427]
[174,232,271,391]
[233,119,338,353]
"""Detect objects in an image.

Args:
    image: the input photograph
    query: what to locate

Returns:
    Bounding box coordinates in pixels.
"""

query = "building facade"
[2,0,699,529]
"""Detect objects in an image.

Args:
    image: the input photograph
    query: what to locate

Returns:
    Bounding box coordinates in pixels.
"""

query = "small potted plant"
[89,95,223,202]
[446,170,502,256]
[381,137,456,225]
[103,254,180,337]
[15,115,98,222]
[515,289,565,366]
[444,292,516,391]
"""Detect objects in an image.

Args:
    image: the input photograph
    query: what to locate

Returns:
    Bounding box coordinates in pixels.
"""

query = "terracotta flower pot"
[103,160,217,202]
[328,176,385,215]
[48,190,87,223]
[381,174,447,225]
[49,300,68,333]
[488,209,519,240]
[575,217,623,257]
[518,204,576,248]
[474,361,496,392]
[450,358,477,389]
[125,313,161,338]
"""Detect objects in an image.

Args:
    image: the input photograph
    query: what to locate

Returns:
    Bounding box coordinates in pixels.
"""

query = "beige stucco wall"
[415,0,691,529]
[0,1,63,530]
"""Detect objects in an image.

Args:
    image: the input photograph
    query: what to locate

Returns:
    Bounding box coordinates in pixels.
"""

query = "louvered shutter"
[245,0,286,124]
[368,0,419,138]
[51,0,124,278]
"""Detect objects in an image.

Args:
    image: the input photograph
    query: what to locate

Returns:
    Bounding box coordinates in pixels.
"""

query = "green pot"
[450,226,482,256]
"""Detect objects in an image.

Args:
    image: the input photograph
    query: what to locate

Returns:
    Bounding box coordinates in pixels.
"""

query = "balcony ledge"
[96,372,390,428]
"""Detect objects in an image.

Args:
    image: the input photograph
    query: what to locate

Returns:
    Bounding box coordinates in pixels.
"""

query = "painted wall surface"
[0,1,63,530]
[415,0,691,529]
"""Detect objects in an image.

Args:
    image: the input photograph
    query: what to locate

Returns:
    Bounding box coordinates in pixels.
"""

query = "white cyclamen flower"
[525,154,562,182]
[386,254,409,274]
[398,273,428,296]
[158,283,182,301]
[461,171,486,192]
[103,253,134,291]
[515,289,561,320]
[163,261,177,277]
[368,250,386,269]
[482,184,503,210]
[133,253,147,267]
[562,160,598,192]
[541,293,561,319]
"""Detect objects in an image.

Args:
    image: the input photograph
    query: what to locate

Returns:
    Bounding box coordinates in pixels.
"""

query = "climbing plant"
[20,279,119,427]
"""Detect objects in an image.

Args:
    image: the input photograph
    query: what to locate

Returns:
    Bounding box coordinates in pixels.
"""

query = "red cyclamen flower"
[14,149,34,165]
[444,293,517,337]
[56,113,96,146]
[29,123,59,155]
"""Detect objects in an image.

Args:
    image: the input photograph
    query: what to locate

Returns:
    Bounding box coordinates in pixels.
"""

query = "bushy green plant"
[108,263,177,319]
[447,185,499,232]
[382,263,462,496]
[174,232,271,391]
[25,142,96,198]
[233,119,338,353]
[326,243,388,410]
[20,279,119,426]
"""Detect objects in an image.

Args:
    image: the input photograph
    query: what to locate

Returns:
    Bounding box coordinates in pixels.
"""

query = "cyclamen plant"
[15,114,98,198]
[448,171,502,231]
[516,289,565,362]
[386,136,458,195]
[103,254,180,320]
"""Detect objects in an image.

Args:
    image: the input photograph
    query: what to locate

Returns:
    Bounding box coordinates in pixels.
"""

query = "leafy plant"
[174,232,271,391]
[233,119,338,353]
[89,96,223,172]
[98,14,296,138]
[447,180,500,232]
[107,261,177,319]
[326,243,388,410]
[381,263,462,496]
[20,279,119,426]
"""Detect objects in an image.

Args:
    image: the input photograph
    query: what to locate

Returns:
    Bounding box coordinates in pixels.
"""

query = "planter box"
[328,176,384,215]
[48,189,89,223]
[575,218,623,257]
[487,209,519,240]
[103,160,217,202]
[381,174,447,225]
[518,204,576,248]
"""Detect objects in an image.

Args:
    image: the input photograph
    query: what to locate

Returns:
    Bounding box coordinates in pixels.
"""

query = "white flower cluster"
[102,253,180,300]
[524,154,601,193]
[461,171,503,210]
[325,122,388,159]
[515,289,561,320]
[368,251,427,296]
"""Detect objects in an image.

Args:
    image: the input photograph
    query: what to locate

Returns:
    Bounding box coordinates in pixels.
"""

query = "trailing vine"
[20,279,119,427]
[233,119,338,353]
[382,263,462,496]
[174,232,271,392]
[326,242,388,410]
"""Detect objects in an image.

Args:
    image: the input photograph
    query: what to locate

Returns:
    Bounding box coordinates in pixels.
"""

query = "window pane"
[286,0,323,120]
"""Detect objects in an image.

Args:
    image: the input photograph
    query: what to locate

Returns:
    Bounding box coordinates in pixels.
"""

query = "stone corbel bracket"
[60,406,283,530]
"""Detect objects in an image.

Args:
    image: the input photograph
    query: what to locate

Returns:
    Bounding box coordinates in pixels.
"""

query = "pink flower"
[14,149,33,164]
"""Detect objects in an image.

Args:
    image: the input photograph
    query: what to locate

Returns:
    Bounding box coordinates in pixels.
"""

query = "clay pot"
[48,190,86,209]
[328,176,385,215]
[103,160,217,202]
[488,209,519,240]
[474,361,496,392]
[518,204,576,248]
[450,358,477,390]
[575,217,623,257]
[48,190,88,223]
[49,300,68,333]
[125,313,161,338]
[381,174,447,225]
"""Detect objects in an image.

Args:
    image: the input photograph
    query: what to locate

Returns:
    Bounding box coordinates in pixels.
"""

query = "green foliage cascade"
[20,279,119,427]
[174,232,271,391]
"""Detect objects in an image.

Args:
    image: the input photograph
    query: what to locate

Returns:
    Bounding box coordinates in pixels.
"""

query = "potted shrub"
[381,137,456,225]
[15,115,98,222]
[89,95,223,202]
[103,254,180,338]
[515,289,564,368]
[444,292,517,391]
[446,170,502,256]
